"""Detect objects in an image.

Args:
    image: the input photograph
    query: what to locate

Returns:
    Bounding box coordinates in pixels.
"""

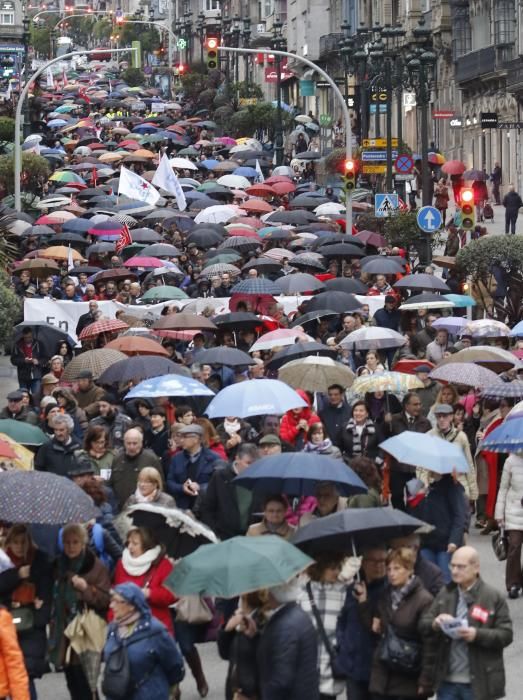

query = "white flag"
[118,166,161,205]
[67,245,74,271]
[46,68,54,89]
[255,159,265,183]
[152,153,187,211]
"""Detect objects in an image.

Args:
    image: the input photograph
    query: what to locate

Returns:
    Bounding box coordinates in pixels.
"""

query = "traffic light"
[461,188,475,230]
[342,159,356,191]
[177,63,186,75]
[205,37,219,69]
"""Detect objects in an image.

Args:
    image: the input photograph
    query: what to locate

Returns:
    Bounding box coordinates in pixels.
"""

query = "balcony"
[505,57,523,93]
[455,44,514,83]
[319,33,343,59]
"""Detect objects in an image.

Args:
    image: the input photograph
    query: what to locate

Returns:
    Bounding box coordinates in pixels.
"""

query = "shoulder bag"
[378,623,421,676]
[174,595,213,625]
[492,528,508,562]
[305,581,346,681]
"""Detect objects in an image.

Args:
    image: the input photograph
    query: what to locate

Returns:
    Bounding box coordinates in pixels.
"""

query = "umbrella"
[481,403,523,452]
[361,258,404,275]
[213,312,262,331]
[278,356,355,392]
[205,379,307,418]
[234,453,367,497]
[340,327,406,350]
[354,230,387,248]
[380,433,469,473]
[440,346,520,372]
[62,349,128,381]
[99,356,190,384]
[274,273,325,295]
[164,535,313,598]
[399,293,455,311]
[103,336,170,357]
[186,229,224,248]
[510,320,523,337]
[428,152,445,165]
[292,508,430,554]
[78,318,129,341]
[305,291,363,314]
[127,503,218,559]
[351,372,424,395]
[0,434,33,471]
[430,362,499,388]
[266,341,337,370]
[140,286,188,302]
[153,314,217,332]
[13,322,75,349]
[432,317,468,334]
[13,259,60,278]
[196,347,255,367]
[317,243,365,259]
[249,328,313,352]
[0,420,49,447]
[324,278,368,295]
[442,160,466,175]
[231,278,280,295]
[394,273,450,293]
[482,380,523,400]
[295,150,322,160]
[463,169,487,181]
[64,608,107,694]
[460,319,511,338]
[126,374,214,399]
[0,471,98,524]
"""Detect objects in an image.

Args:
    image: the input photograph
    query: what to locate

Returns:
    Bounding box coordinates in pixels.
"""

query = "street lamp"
[196,12,205,65]
[272,19,286,167]
[242,17,251,83]
[22,15,31,139]
[231,14,241,85]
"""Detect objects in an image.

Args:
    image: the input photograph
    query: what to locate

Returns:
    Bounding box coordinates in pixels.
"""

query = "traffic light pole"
[218,46,354,234]
[14,47,136,212]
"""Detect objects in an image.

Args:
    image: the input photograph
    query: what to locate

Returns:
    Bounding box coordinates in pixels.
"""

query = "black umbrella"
[213,312,262,331]
[0,471,98,525]
[289,310,339,327]
[266,210,318,225]
[131,228,164,243]
[264,229,295,241]
[361,258,405,275]
[393,273,451,293]
[289,195,329,209]
[73,265,103,276]
[242,258,282,274]
[86,242,116,256]
[98,356,190,385]
[305,291,363,314]
[289,254,326,271]
[140,243,182,257]
[189,197,220,211]
[186,230,224,248]
[197,347,256,367]
[324,278,369,294]
[49,233,89,246]
[295,150,322,160]
[318,243,366,259]
[292,508,429,554]
[14,322,75,349]
[266,341,337,371]
[312,234,365,249]
[274,273,325,294]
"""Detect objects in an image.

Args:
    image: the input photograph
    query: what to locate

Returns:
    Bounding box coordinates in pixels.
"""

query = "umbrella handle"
[382,454,391,505]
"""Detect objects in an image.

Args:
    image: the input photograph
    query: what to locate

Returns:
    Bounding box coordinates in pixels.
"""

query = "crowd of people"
[0,63,521,700]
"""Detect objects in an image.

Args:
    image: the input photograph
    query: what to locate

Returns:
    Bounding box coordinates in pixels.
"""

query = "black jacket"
[318,401,352,447]
[34,437,81,477]
[502,190,523,212]
[257,603,319,700]
[75,311,98,336]
[339,418,381,460]
[0,406,38,425]
[144,427,169,459]
[11,339,47,384]
[218,614,261,699]
[409,475,467,552]
[415,555,445,597]
[373,307,401,331]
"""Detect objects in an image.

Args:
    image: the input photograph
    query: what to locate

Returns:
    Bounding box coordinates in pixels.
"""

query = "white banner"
[24,295,384,344]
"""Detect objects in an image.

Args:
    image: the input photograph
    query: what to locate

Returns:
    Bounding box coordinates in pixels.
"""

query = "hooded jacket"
[279,390,320,447]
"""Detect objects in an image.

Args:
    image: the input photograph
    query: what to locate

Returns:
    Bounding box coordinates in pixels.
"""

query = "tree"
[0,153,50,197]
[0,117,14,144]
[456,235,523,324]
[228,102,293,139]
[121,67,143,87]
[0,270,21,350]
[30,25,52,58]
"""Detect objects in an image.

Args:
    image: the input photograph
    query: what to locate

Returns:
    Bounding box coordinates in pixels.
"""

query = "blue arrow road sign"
[417,206,442,232]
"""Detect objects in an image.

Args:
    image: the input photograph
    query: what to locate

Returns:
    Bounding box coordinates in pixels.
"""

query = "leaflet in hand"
[440,617,469,639]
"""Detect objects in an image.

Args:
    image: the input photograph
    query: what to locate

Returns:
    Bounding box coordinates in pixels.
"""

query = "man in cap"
[41,373,60,398]
[89,392,132,450]
[0,390,38,425]
[166,423,221,510]
[257,415,295,452]
[414,364,439,415]
[258,433,283,457]
[76,369,105,418]
[110,428,162,510]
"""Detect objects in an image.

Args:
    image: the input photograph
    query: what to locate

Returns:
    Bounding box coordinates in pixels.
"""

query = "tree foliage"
[0,270,21,348]
[30,25,52,58]
[121,67,143,87]
[0,117,14,143]
[0,153,50,196]
[228,102,293,139]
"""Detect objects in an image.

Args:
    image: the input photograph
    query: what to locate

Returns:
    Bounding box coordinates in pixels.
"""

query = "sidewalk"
[0,356,19,405]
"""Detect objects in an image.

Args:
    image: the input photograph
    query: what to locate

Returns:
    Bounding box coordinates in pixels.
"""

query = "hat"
[259,434,281,446]
[113,583,150,618]
[42,373,60,386]
[25,285,36,296]
[178,423,204,436]
[7,390,24,401]
[434,403,454,415]
[99,392,117,404]
[77,369,93,380]
[384,294,396,304]
[68,455,95,477]
[40,396,58,409]
[413,364,432,374]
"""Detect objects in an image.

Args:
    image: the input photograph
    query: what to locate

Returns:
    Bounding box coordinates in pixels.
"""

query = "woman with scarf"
[216,416,258,459]
[302,422,342,459]
[122,467,176,510]
[111,526,175,636]
[280,390,321,449]
[340,401,381,462]
[49,523,110,700]
[103,583,184,700]
[362,547,433,700]
[0,525,53,700]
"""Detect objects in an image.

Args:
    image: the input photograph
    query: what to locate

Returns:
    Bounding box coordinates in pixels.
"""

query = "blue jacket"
[336,577,386,682]
[166,448,220,510]
[373,307,401,331]
[103,615,184,700]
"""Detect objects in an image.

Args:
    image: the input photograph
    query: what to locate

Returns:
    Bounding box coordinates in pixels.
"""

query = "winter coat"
[0,607,30,700]
[257,602,320,700]
[347,486,382,509]
[11,339,47,385]
[111,555,175,635]
[416,381,440,416]
[216,420,258,459]
[408,475,467,552]
[0,406,38,425]
[502,190,523,212]
[34,437,81,477]
[144,428,170,459]
[372,307,402,332]
[318,401,352,448]
[280,390,321,447]
[414,556,445,598]
[421,578,513,700]
[90,409,133,450]
[0,550,53,678]
[217,614,261,699]
[495,453,523,530]
[103,614,184,700]
[365,576,433,697]
[75,384,105,419]
[166,448,220,511]
[110,448,163,511]
[340,418,381,460]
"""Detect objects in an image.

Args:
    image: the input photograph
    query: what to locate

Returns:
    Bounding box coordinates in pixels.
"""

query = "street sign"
[450,117,463,128]
[362,165,386,174]
[363,138,398,148]
[394,173,414,181]
[362,150,398,162]
[319,114,332,127]
[177,38,187,49]
[417,206,442,233]
[497,121,523,129]
[375,193,399,218]
[481,112,498,128]
[370,104,388,113]
[394,154,414,174]
[433,110,454,119]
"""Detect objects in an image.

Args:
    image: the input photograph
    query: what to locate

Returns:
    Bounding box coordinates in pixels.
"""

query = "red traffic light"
[344,160,355,172]
[461,188,474,203]
[206,37,218,50]
[178,63,186,73]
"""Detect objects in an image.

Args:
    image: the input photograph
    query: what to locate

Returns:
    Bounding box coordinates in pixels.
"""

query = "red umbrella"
[271,181,296,195]
[241,200,274,214]
[104,336,169,356]
[245,184,277,198]
[79,318,130,341]
[265,176,293,185]
[442,160,466,175]
[233,217,264,229]
[392,359,435,375]
[354,230,387,247]
[124,256,169,268]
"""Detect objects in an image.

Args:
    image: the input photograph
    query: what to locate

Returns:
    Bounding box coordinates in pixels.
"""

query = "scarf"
[390,575,416,611]
[122,545,161,577]
[49,552,86,668]
[133,486,159,503]
[223,418,241,436]
[116,609,142,638]
[303,438,334,454]
[5,546,36,605]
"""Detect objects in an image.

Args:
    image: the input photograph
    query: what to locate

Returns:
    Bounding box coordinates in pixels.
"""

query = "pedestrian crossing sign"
[375,193,399,218]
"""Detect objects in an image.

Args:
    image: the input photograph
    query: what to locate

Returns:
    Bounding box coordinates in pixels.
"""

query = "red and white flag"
[115,223,132,254]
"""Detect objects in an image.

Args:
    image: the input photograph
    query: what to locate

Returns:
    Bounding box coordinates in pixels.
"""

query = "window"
[204,0,220,11]
[452,4,472,59]
[495,0,515,45]
[0,0,14,25]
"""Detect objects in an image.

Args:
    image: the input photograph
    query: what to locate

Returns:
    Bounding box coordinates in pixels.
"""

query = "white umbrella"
[295,114,313,124]
[164,102,182,110]
[314,202,346,216]
[24,134,43,144]
[273,166,295,177]
[217,174,251,189]
[170,157,198,171]
[8,220,32,235]
[279,355,355,392]
[35,196,73,210]
[194,205,245,225]
[340,327,407,350]
[250,329,314,352]
[73,146,92,156]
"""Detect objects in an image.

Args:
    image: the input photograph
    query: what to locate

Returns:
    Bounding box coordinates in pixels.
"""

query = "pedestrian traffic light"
[206,37,219,70]
[343,159,356,191]
[461,188,475,230]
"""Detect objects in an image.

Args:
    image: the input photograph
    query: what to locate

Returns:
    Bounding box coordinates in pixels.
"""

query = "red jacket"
[111,555,176,634]
[279,390,320,446]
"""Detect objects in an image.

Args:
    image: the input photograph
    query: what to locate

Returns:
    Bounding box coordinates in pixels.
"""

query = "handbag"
[102,641,133,700]
[305,581,346,681]
[9,606,34,633]
[174,595,213,625]
[492,528,508,562]
[378,624,421,676]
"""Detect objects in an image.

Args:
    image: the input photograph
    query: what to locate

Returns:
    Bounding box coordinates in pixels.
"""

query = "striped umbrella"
[351,372,424,395]
[78,319,129,341]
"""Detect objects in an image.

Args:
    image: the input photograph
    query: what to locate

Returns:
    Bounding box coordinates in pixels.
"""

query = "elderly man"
[34,413,81,477]
[0,390,38,425]
[89,393,132,449]
[109,428,162,510]
[76,300,100,336]
[76,369,105,418]
[422,546,513,700]
[128,282,141,305]
[11,327,47,397]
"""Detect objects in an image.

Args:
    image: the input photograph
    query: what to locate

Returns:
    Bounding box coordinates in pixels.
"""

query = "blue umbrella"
[205,379,306,419]
[509,320,523,337]
[432,317,467,334]
[443,294,476,308]
[126,374,214,399]
[199,159,220,169]
[481,408,523,452]
[230,278,280,295]
[47,119,68,128]
[233,166,258,178]
[132,124,159,134]
[233,453,367,497]
[63,219,92,233]
[380,433,469,473]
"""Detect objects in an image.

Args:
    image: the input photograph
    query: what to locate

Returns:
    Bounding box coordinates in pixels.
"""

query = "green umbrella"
[178,147,199,157]
[202,253,241,266]
[140,285,188,301]
[0,420,49,447]
[120,243,146,261]
[165,535,313,598]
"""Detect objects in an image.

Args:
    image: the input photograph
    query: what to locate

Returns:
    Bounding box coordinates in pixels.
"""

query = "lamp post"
[272,19,286,167]
[22,15,31,139]
[231,14,241,85]
[196,12,205,66]
[242,17,251,83]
